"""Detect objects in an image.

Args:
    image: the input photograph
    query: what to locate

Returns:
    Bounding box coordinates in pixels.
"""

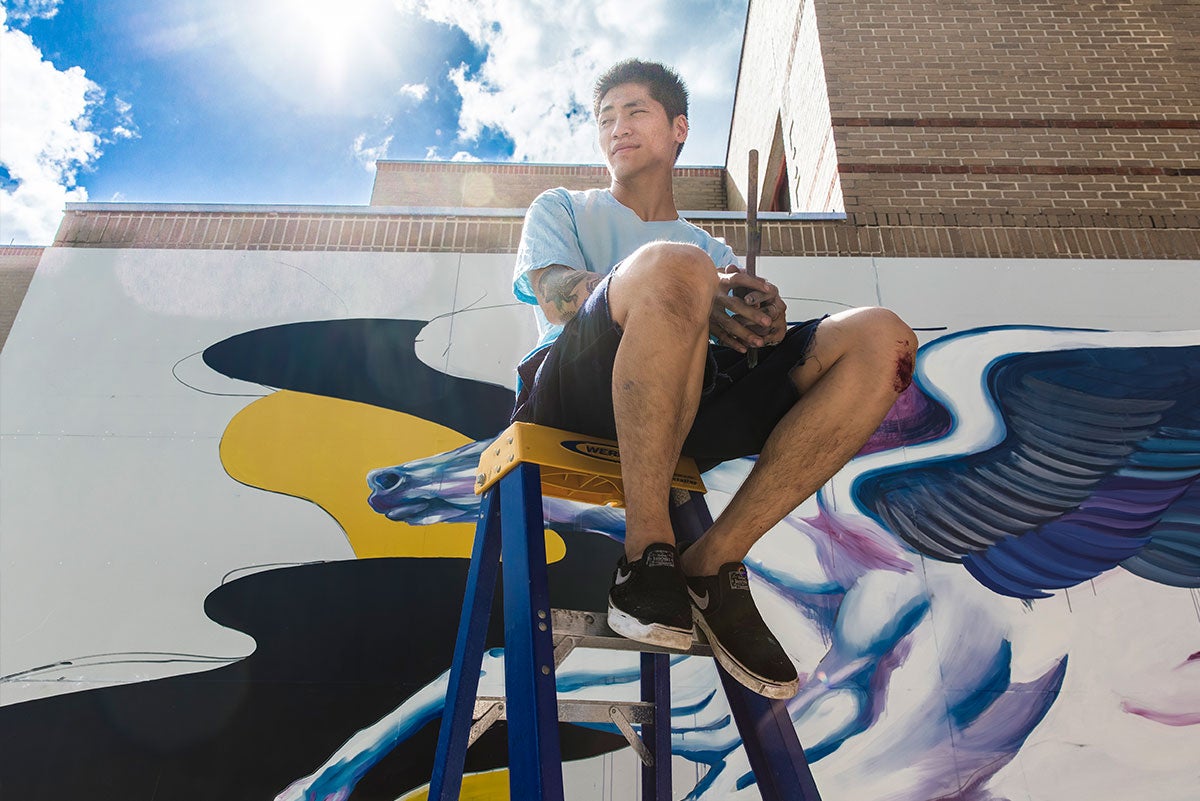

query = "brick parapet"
[370,161,728,211]
[50,208,1198,260]
[1,247,44,351]
[373,161,724,177]
[53,210,528,253]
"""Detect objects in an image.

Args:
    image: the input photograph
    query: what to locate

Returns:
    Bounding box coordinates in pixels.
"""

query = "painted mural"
[1,246,1198,800]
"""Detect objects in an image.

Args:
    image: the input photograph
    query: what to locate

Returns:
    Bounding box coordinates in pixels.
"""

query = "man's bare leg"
[679,306,917,577]
[606,242,719,560]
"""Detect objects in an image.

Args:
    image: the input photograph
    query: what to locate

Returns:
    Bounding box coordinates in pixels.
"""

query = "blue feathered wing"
[855,342,1200,599]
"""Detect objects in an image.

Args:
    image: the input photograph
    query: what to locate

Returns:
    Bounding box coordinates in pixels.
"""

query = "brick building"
[3,6,1199,799]
[728,0,1200,258]
[3,0,1197,346]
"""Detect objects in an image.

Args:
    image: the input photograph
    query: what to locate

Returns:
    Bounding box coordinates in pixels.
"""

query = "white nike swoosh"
[688,586,710,610]
[614,568,632,586]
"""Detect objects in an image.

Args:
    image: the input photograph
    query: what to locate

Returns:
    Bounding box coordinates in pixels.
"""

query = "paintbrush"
[745,149,762,368]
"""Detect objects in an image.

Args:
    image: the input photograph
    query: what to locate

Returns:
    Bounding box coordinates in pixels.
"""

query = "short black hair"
[593,59,689,159]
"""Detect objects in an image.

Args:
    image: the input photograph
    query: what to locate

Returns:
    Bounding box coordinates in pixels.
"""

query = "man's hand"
[709,264,787,352]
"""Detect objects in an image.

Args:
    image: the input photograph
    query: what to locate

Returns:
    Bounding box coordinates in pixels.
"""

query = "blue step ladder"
[428,422,823,801]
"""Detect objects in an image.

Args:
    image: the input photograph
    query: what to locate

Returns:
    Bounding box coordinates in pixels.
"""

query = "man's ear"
[673,114,689,145]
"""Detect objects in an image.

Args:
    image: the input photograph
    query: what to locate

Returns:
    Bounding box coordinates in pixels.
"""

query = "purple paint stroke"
[1118,653,1200,727]
[857,383,952,457]
[865,631,915,723]
[1038,478,1190,545]
[1120,702,1200,727]
[967,468,1196,596]
[807,502,914,579]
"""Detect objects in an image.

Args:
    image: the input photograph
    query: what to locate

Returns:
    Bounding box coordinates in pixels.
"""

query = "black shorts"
[511,273,823,471]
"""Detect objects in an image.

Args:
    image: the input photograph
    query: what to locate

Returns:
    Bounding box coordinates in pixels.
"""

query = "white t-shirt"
[512,187,738,348]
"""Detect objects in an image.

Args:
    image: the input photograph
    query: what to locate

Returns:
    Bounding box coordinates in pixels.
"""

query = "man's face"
[596,82,687,178]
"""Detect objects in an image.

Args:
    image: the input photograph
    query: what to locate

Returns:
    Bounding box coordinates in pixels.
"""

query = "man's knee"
[856,307,915,344]
[803,306,917,393]
[848,307,917,392]
[609,242,718,325]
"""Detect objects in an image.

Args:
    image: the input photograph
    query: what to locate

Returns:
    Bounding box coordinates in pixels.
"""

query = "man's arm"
[529,265,603,325]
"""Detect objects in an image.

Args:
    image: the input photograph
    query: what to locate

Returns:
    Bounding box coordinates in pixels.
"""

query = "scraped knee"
[866,307,918,393]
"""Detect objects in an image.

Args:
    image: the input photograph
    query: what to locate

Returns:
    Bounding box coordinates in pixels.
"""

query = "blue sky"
[1,0,748,244]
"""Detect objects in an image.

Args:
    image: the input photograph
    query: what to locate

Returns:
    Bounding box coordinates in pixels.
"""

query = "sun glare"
[239,0,405,112]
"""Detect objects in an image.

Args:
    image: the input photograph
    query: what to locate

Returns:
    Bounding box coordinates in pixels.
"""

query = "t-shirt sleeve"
[711,238,739,270]
[513,190,588,305]
[688,222,739,271]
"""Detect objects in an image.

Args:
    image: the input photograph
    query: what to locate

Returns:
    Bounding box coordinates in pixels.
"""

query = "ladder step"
[551,608,714,657]
[475,696,656,725]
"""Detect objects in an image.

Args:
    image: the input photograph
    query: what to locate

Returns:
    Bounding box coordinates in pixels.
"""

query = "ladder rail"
[428,489,503,801]
[431,423,823,801]
[671,490,823,801]
[499,463,566,801]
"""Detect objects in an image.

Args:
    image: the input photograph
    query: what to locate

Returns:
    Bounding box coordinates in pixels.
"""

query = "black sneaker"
[686,562,799,698]
[607,542,695,650]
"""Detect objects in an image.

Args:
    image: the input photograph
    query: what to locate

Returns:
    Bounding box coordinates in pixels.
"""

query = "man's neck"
[609,173,679,222]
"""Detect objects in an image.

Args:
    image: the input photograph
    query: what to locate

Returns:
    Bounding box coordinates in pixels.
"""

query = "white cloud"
[399,0,745,165]
[4,0,60,24]
[398,82,429,102]
[0,8,104,244]
[110,96,139,140]
[352,132,393,171]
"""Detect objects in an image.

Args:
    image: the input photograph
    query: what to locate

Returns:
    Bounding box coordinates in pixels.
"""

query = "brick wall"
[53,209,527,253]
[49,207,1199,260]
[814,0,1200,219]
[727,0,842,213]
[0,246,43,351]
[370,161,728,211]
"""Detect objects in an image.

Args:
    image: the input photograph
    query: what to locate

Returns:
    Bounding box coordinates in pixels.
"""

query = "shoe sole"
[692,608,799,699]
[607,602,695,651]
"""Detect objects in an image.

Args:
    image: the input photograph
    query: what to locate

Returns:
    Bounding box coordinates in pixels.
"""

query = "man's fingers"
[712,270,783,346]
[720,269,772,293]
[710,312,764,350]
[717,295,772,328]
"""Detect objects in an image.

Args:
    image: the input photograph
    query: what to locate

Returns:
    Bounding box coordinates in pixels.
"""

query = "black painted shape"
[0,531,623,801]
[202,319,515,441]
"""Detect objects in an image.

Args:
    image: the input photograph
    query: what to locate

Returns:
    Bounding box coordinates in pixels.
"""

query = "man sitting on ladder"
[510,59,916,698]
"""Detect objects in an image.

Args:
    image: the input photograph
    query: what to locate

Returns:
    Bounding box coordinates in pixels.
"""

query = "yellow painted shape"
[400,770,509,800]
[220,390,564,562]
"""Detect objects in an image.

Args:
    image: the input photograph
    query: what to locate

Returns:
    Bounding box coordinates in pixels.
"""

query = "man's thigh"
[510,273,623,440]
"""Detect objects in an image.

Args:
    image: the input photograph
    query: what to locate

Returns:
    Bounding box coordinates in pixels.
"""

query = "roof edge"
[62,201,842,221]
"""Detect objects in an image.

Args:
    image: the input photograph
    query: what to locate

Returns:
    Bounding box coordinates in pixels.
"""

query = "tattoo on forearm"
[534,268,601,322]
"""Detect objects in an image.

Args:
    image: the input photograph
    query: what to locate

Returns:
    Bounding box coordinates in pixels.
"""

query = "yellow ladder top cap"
[475,422,705,507]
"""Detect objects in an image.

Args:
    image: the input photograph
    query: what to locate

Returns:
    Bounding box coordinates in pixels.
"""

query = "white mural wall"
[1,245,1197,800]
